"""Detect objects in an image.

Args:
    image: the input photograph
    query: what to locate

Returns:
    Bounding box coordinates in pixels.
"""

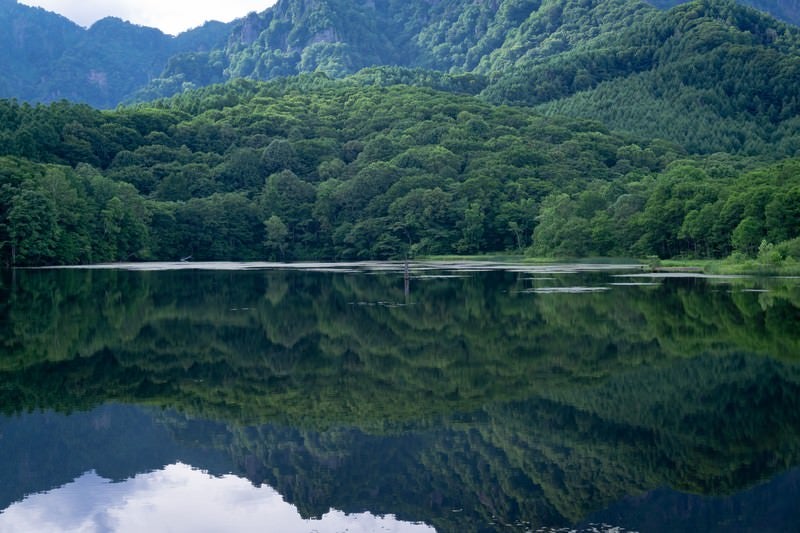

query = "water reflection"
[0,463,434,533]
[585,468,800,533]
[0,264,799,531]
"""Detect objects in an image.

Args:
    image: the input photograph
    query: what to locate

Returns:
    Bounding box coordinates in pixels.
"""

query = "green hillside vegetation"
[532,0,800,153]
[213,0,654,81]
[1,75,799,267]
[131,0,800,158]
[647,0,800,25]
[1,0,800,267]
[4,0,800,161]
[2,0,799,527]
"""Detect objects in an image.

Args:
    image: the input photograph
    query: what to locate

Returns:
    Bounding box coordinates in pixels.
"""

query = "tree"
[262,139,296,174]
[457,202,485,253]
[8,189,57,265]
[264,215,289,260]
[764,187,800,244]
[732,216,764,257]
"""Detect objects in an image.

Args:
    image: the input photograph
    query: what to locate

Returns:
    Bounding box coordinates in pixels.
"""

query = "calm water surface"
[1,262,799,532]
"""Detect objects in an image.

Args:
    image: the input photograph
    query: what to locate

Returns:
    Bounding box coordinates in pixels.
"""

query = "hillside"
[5,0,796,158]
[528,0,800,152]
[3,0,799,139]
[647,0,800,25]
[136,0,657,100]
[0,0,230,107]
[1,74,799,266]
[1,0,800,266]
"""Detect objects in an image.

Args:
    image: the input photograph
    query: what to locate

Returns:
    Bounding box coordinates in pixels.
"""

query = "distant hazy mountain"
[1,0,798,114]
[134,0,656,101]
[646,0,800,25]
[0,0,230,107]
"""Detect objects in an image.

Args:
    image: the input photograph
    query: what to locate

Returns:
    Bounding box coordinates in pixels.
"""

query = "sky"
[18,0,278,35]
[0,463,437,533]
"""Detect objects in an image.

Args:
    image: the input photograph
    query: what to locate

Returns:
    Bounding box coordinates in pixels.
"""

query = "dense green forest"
[532,0,800,152]
[1,268,799,528]
[1,0,799,266]
[1,75,798,266]
[3,0,799,528]
[647,0,800,25]
[4,0,800,118]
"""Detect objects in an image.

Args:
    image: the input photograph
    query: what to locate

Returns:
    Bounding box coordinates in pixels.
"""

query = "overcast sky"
[19,0,277,35]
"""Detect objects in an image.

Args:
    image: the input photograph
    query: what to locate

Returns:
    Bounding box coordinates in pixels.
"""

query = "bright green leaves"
[8,189,57,265]
[263,215,290,260]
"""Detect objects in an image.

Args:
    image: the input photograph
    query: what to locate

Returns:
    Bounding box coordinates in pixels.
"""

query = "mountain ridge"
[0,0,231,107]
[647,0,800,24]
[2,0,798,110]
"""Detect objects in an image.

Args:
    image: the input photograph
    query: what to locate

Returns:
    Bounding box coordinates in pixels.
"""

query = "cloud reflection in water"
[0,463,435,533]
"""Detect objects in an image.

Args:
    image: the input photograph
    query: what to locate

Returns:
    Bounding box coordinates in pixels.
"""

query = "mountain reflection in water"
[0,263,799,532]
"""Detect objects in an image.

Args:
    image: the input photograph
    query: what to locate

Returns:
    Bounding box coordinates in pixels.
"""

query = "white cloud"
[0,463,437,533]
[18,0,277,35]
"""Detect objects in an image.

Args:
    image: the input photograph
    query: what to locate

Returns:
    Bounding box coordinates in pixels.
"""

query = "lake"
[1,262,799,532]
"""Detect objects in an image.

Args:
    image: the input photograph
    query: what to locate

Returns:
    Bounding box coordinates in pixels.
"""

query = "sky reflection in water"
[0,463,434,533]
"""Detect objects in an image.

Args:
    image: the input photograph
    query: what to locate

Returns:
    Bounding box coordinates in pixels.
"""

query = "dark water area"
[1,263,799,532]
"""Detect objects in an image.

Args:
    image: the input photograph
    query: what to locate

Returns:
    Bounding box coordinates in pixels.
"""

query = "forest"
[0,74,798,267]
[0,0,799,267]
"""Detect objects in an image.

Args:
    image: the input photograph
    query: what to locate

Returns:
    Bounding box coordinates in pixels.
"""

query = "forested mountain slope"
[1,0,799,266]
[4,0,799,130]
[121,0,800,156]
[0,0,229,107]
[529,0,800,153]
[647,0,800,25]
[138,0,658,99]
[1,77,798,266]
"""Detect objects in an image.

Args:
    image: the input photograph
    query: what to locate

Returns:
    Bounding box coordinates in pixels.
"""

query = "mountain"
[135,0,656,99]
[1,0,800,266]
[0,0,230,108]
[125,0,800,154]
[3,0,799,124]
[647,0,800,25]
[501,0,800,153]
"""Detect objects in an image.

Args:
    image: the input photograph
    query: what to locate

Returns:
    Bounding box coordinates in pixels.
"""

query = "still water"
[1,262,799,532]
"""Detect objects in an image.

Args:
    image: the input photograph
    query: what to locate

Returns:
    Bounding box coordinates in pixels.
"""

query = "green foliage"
[528,158,800,260]
[7,0,800,161]
[3,73,800,266]
[646,0,800,26]
[526,0,800,154]
[4,0,800,265]
[0,82,622,265]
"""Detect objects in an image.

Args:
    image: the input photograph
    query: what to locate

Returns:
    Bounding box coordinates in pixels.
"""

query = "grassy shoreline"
[656,259,800,276]
[420,255,800,276]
